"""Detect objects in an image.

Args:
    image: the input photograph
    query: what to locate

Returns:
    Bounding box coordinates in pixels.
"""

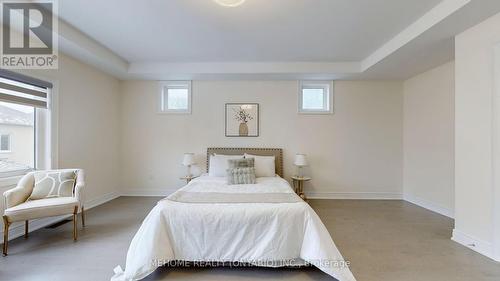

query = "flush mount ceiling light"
[214,0,246,7]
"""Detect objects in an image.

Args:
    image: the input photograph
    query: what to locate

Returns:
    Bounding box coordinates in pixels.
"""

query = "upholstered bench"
[2,169,85,256]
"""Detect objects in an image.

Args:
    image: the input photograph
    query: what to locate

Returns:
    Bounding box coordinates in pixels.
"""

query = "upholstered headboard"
[206,147,284,177]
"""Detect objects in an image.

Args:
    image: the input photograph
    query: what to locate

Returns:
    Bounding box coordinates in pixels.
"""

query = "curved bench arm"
[74,169,85,206]
[3,173,34,209]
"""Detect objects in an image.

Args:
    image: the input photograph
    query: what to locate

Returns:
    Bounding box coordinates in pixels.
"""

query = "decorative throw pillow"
[244,154,276,177]
[227,167,256,185]
[29,170,78,200]
[228,158,254,169]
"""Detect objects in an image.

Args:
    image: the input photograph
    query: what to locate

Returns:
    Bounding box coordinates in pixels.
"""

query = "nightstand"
[180,175,196,184]
[291,176,311,201]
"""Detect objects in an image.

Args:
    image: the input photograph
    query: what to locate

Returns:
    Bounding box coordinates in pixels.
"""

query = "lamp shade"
[182,153,195,166]
[294,154,308,167]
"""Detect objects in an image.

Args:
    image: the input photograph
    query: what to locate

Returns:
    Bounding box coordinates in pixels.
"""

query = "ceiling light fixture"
[214,0,246,7]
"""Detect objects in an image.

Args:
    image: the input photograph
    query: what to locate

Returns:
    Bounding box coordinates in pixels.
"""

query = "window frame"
[0,73,57,181]
[0,134,11,153]
[158,81,192,114]
[298,80,334,114]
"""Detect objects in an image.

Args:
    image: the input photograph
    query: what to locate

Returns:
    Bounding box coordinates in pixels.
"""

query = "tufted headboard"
[206,147,284,177]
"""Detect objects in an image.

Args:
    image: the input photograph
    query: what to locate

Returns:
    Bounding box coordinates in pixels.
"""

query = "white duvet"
[111,175,356,281]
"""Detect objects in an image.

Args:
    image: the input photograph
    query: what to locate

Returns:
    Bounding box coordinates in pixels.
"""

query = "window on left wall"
[0,75,51,178]
[159,81,192,114]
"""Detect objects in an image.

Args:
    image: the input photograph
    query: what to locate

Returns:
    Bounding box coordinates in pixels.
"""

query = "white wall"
[23,54,122,204]
[403,61,455,217]
[454,11,500,259]
[494,42,500,261]
[120,80,403,198]
[0,53,122,237]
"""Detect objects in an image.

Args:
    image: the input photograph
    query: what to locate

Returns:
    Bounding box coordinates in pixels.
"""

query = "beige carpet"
[1,197,499,281]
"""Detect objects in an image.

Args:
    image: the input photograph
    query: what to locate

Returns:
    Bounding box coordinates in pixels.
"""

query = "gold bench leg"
[81,206,85,227]
[73,206,78,241]
[24,221,28,239]
[3,216,9,256]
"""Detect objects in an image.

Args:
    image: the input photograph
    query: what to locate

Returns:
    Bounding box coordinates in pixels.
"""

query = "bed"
[111,148,356,281]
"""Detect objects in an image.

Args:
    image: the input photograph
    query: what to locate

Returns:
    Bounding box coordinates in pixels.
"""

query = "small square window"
[159,81,192,114]
[299,81,333,114]
[167,88,189,110]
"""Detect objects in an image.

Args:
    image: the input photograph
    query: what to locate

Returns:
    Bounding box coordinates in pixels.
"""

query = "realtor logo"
[1,0,58,69]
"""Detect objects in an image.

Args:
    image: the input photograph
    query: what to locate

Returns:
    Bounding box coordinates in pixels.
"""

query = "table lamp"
[294,154,308,178]
[182,153,195,177]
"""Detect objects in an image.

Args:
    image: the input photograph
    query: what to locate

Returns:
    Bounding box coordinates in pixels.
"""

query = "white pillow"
[209,154,244,177]
[244,154,275,177]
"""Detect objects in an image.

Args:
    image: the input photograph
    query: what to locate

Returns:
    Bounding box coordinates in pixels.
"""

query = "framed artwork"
[225,103,259,137]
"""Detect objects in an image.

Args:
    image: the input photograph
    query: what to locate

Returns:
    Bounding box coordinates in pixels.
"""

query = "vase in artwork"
[239,123,248,136]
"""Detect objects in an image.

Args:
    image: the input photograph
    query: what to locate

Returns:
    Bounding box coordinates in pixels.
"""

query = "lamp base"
[296,166,304,178]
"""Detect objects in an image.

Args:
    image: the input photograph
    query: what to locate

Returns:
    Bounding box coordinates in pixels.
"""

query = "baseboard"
[304,192,456,219]
[1,190,120,242]
[452,228,498,261]
[85,191,120,209]
[305,191,403,200]
[404,194,454,218]
[120,188,177,197]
